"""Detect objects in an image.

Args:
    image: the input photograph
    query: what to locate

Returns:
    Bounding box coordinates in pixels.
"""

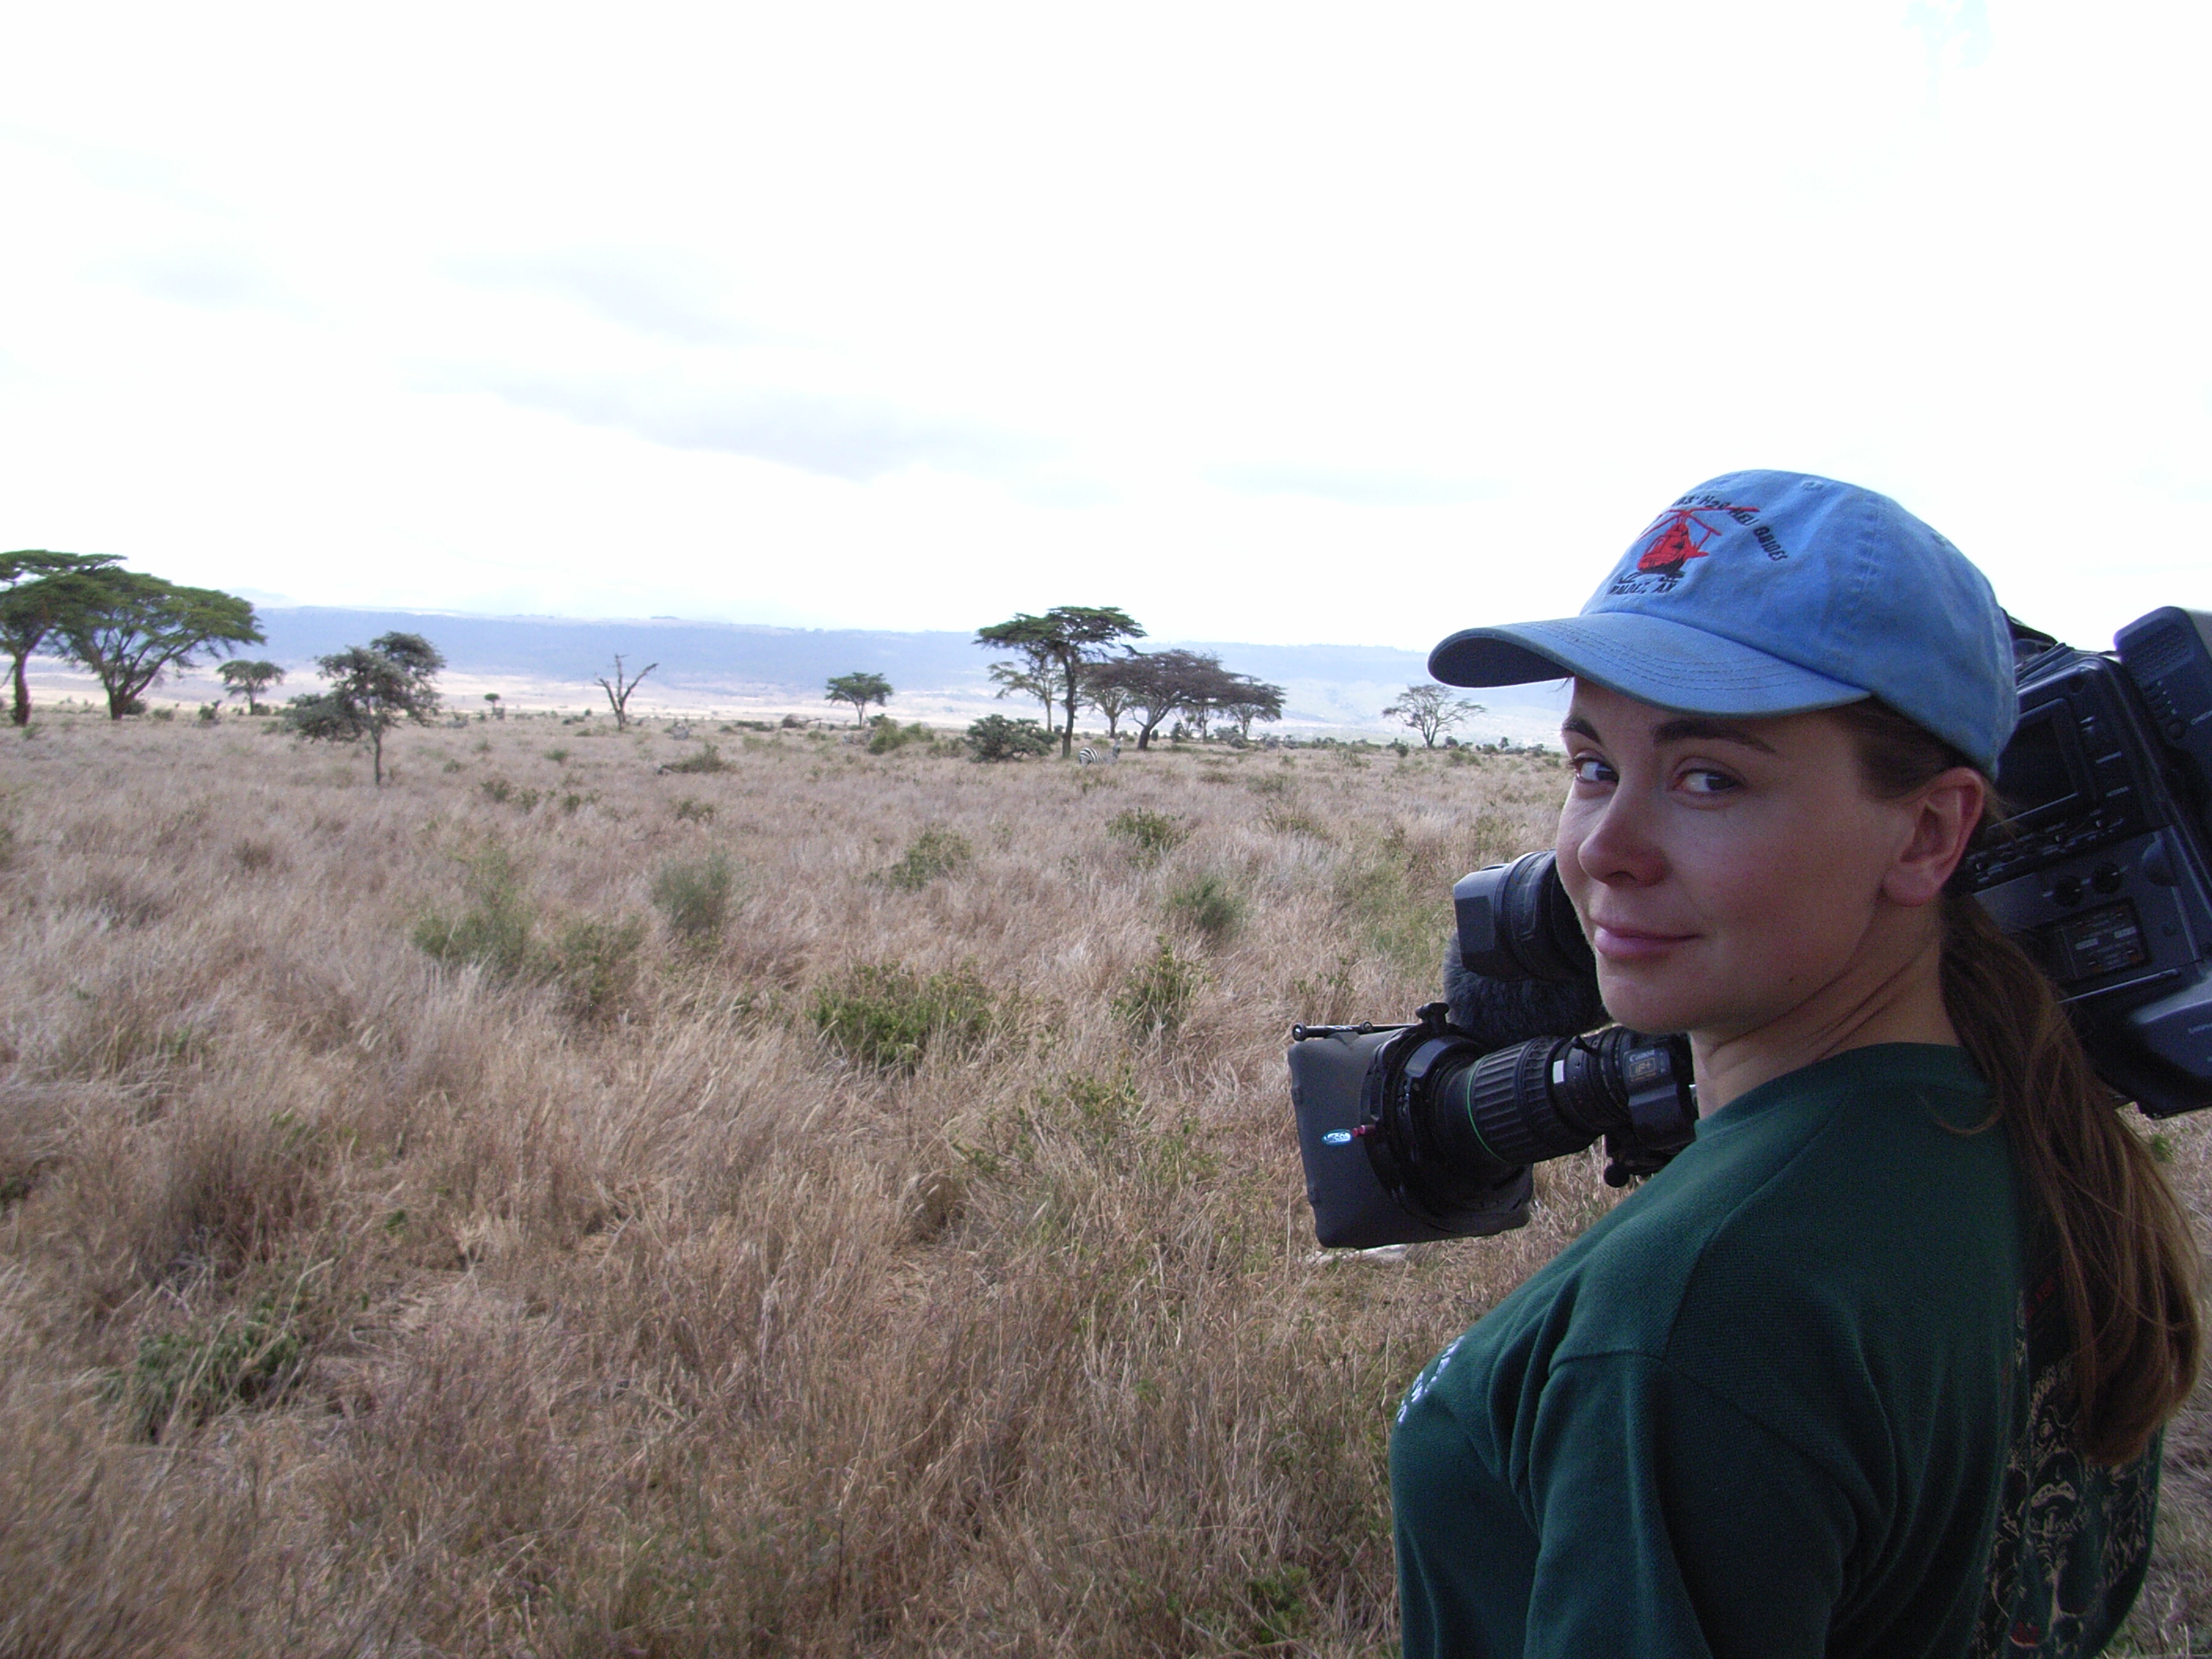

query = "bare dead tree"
[595,655,658,731]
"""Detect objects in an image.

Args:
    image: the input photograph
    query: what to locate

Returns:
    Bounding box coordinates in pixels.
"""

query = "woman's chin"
[1594,967,1698,1036]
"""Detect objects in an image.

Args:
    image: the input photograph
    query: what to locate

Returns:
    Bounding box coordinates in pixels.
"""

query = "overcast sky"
[3,2,2207,651]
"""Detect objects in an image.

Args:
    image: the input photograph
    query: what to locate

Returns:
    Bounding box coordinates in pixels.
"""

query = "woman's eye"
[1570,754,1617,786]
[1679,767,1739,796]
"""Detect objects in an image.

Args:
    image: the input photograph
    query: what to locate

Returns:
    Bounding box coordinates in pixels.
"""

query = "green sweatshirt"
[1390,1044,2157,1659]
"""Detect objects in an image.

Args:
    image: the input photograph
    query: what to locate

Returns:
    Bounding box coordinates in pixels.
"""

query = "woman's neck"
[1690,916,1957,1115]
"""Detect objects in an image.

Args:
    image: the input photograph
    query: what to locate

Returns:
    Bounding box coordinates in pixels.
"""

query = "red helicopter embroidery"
[1633,504,1755,577]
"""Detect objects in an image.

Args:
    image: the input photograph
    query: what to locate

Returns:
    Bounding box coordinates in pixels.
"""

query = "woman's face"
[1555,682,1958,1047]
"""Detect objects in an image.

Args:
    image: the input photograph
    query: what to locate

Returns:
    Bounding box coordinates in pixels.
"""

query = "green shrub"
[1167,872,1245,943]
[413,847,538,978]
[479,776,542,809]
[108,1295,306,1441]
[868,717,932,755]
[811,961,998,1071]
[672,796,716,823]
[546,746,571,764]
[414,848,644,1018]
[884,826,973,891]
[664,742,731,775]
[653,852,736,944]
[1262,804,1331,841]
[1107,808,1187,866]
[966,714,1054,762]
[1115,936,1205,1036]
[548,915,647,1023]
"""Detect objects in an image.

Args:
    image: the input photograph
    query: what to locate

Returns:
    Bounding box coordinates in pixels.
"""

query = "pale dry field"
[2,709,2209,1657]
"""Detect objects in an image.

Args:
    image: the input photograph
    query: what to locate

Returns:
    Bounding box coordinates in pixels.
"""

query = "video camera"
[1289,608,2212,1250]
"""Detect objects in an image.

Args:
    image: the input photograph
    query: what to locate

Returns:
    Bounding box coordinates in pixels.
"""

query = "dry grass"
[1,710,2207,1657]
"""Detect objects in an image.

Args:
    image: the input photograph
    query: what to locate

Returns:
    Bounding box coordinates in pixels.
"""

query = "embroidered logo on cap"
[1610,495,1790,596]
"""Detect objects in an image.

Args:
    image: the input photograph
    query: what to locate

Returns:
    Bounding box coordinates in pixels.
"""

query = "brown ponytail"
[1837,698,2202,1465]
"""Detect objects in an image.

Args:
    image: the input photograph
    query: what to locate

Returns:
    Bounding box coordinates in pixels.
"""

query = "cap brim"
[1428,613,1869,717]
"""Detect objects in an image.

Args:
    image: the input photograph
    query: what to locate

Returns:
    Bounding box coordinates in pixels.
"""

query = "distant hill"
[234,606,1570,741]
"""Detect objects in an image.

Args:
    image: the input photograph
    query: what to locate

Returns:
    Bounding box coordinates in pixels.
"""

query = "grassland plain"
[0,709,2207,1657]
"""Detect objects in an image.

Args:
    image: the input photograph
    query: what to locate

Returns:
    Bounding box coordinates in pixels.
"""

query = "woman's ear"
[1882,768,1988,907]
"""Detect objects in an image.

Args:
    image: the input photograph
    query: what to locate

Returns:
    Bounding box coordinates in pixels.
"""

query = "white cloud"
[0,0,2208,653]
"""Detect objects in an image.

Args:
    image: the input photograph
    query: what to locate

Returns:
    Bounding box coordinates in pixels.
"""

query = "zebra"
[1077,742,1122,765]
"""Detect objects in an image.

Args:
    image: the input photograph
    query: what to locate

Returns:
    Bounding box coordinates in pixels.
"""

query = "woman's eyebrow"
[1651,716,1778,754]
[1562,715,1599,742]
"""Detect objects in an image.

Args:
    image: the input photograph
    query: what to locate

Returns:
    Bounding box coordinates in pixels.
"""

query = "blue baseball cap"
[1428,470,2017,773]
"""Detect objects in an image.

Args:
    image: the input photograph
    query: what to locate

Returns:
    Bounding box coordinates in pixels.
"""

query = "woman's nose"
[1569,791,1668,889]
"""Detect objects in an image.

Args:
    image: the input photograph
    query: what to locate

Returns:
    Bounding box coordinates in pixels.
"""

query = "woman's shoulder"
[1544,1043,2023,1368]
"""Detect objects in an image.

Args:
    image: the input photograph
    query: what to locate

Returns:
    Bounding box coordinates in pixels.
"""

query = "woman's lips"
[1589,923,1697,962]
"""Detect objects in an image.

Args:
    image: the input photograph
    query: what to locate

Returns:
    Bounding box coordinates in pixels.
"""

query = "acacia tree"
[985,657,1057,727]
[1218,674,1287,742]
[1040,606,1144,757]
[56,569,262,720]
[1382,683,1485,748]
[1081,652,1141,741]
[284,632,445,785]
[595,655,658,731]
[825,670,893,726]
[0,550,122,725]
[218,659,284,714]
[1096,650,1236,751]
[976,615,1060,733]
[976,607,1146,759]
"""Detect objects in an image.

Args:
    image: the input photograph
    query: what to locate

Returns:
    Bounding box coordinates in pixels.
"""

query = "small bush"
[232,837,280,873]
[1262,804,1331,841]
[1168,872,1245,943]
[1115,935,1205,1036]
[672,796,716,823]
[966,714,1054,763]
[545,746,571,764]
[108,1295,306,1441]
[413,848,539,979]
[884,826,973,891]
[548,915,646,1023]
[0,821,15,870]
[868,717,932,755]
[1108,808,1187,866]
[652,852,736,944]
[811,961,998,1071]
[664,742,731,775]
[1246,771,1291,797]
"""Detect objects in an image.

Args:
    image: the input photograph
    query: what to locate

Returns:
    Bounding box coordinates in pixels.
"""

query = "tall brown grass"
[1,711,2207,1656]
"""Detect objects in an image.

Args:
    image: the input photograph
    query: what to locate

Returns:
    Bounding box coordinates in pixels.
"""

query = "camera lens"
[1357,1011,1696,1229]
[1453,851,1597,983]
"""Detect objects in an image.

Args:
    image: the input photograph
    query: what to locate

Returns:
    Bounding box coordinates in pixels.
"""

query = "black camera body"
[1961,610,2212,1118]
[1291,606,2212,1249]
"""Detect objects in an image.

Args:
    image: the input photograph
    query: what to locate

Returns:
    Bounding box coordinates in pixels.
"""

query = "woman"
[1391,472,2200,1658]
